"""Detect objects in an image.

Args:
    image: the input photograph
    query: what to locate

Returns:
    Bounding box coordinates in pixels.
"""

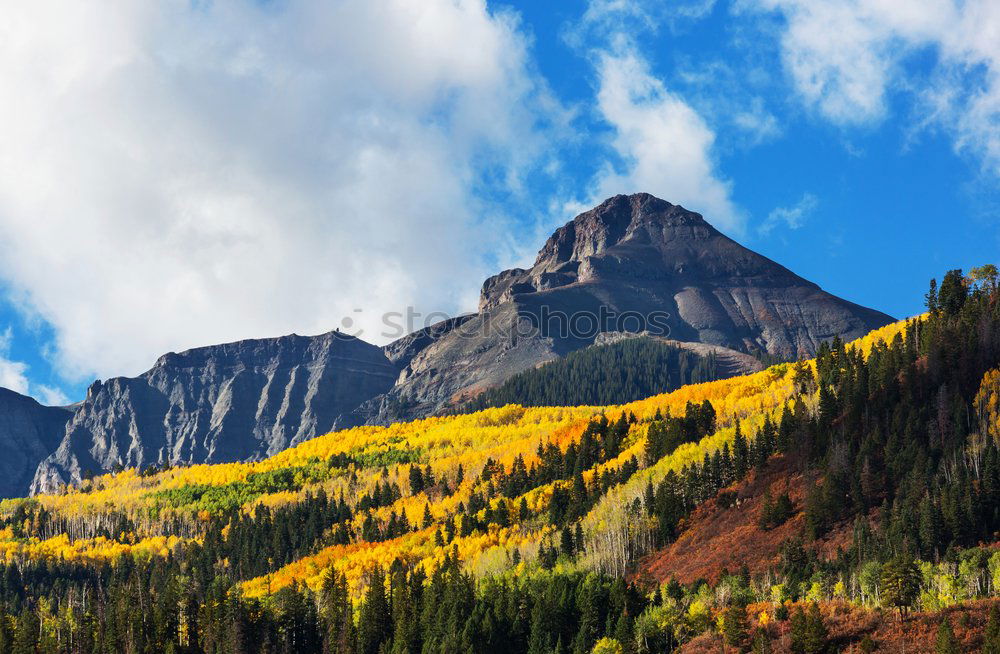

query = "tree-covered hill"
[0,265,996,653]
[464,337,723,410]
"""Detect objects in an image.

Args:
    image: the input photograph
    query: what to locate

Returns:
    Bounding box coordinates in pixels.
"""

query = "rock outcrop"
[361,193,893,422]
[0,389,72,498]
[11,192,893,497]
[30,331,397,494]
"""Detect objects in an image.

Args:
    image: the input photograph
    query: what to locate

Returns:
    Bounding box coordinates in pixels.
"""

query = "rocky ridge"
[356,193,893,422]
[0,389,72,498]
[0,193,894,497]
[30,331,397,494]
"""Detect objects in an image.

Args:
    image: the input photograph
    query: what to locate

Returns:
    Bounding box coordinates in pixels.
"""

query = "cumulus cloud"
[0,328,30,396]
[759,193,818,236]
[0,327,71,404]
[34,385,71,407]
[748,0,1000,175]
[0,1,561,380]
[590,46,744,233]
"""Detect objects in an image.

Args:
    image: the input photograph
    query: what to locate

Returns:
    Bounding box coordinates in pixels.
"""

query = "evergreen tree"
[751,629,773,654]
[321,571,356,654]
[422,503,433,529]
[935,618,959,654]
[560,526,575,557]
[721,605,748,650]
[984,604,1000,654]
[408,466,424,494]
[733,423,749,479]
[880,556,921,621]
[925,277,939,313]
[802,603,828,654]
[938,269,967,317]
[357,568,390,654]
[789,606,807,654]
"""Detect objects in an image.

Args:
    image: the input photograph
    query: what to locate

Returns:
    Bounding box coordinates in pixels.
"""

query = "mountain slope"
[0,269,995,654]
[0,389,71,498]
[10,193,893,497]
[364,193,893,422]
[30,331,398,494]
[463,335,763,410]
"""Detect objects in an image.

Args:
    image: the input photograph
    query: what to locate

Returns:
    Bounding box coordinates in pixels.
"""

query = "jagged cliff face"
[483,194,891,351]
[30,332,397,494]
[359,194,894,422]
[0,389,71,498]
[7,192,893,497]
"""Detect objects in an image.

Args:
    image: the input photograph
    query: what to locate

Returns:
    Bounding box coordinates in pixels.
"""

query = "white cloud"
[0,328,30,396]
[0,327,71,404]
[0,1,561,380]
[579,0,717,35]
[0,326,74,404]
[589,46,744,233]
[748,0,1000,175]
[759,193,818,236]
[732,96,782,145]
[35,385,71,407]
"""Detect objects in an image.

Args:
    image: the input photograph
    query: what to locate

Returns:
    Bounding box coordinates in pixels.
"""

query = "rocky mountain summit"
[0,193,894,497]
[356,193,893,422]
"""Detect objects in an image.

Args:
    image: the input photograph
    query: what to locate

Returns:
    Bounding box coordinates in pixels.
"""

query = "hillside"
[30,331,400,496]
[0,193,892,500]
[463,336,761,411]
[0,266,994,653]
[366,193,893,422]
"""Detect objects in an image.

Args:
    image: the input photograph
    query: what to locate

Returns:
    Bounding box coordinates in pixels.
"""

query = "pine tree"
[918,494,941,560]
[721,605,748,650]
[751,629,773,654]
[560,526,574,557]
[733,424,750,479]
[408,466,424,494]
[938,269,967,317]
[322,571,356,654]
[570,472,588,520]
[925,277,939,313]
[789,606,807,654]
[802,603,828,654]
[880,556,921,621]
[357,567,390,654]
[984,604,1000,654]
[935,618,959,654]
[12,610,39,654]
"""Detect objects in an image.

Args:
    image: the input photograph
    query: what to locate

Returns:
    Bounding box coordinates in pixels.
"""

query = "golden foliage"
[0,318,916,596]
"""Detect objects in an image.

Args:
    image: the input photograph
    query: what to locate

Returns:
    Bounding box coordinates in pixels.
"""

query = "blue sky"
[0,0,998,405]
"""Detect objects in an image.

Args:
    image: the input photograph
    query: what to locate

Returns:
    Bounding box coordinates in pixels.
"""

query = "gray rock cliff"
[359,193,894,422]
[13,192,893,497]
[0,389,71,498]
[30,331,397,494]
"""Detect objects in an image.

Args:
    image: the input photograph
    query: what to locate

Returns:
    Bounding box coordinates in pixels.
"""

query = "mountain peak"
[479,193,731,312]
[536,193,715,269]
